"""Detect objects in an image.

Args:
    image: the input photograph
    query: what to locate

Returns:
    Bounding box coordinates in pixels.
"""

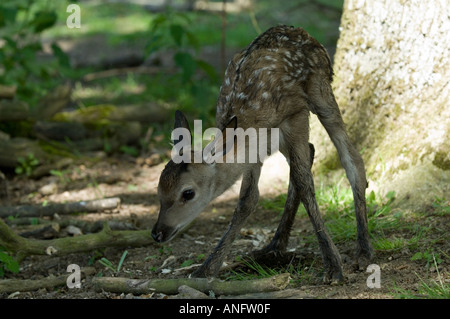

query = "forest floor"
[1,1,448,301]
[1,153,448,299]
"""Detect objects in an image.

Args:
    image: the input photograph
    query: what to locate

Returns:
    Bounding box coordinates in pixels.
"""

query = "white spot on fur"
[283,58,293,68]
[237,92,248,100]
[249,101,260,110]
[264,56,277,62]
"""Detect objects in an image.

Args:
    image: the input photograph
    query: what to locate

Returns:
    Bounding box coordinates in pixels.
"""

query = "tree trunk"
[311,0,450,210]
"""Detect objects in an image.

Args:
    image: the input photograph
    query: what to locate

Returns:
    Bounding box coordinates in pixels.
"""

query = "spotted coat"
[216,25,333,130]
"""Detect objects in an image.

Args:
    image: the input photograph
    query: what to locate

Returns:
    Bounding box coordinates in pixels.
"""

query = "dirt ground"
[0,153,448,299]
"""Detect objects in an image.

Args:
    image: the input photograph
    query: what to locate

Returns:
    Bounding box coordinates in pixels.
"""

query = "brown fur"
[152,25,373,283]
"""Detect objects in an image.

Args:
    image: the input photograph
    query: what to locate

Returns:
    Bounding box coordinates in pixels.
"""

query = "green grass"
[260,178,438,249]
[394,253,450,299]
[257,175,449,295]
[228,257,281,281]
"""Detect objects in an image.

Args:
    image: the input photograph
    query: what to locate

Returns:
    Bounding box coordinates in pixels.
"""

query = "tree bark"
[311,0,450,209]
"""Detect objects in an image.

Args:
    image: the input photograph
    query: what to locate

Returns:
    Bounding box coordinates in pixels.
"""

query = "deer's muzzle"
[151,223,178,243]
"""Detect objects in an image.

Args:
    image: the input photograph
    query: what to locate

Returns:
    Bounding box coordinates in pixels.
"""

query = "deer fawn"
[152,25,373,283]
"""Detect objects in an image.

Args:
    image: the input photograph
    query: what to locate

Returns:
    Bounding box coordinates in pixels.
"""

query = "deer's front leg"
[191,165,261,278]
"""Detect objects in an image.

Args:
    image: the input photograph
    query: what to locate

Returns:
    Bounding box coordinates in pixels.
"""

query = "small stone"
[39,182,58,195]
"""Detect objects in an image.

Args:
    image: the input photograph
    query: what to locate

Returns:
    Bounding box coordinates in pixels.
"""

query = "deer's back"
[216,25,332,130]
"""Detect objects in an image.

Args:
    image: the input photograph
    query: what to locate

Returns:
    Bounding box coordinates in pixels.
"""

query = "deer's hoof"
[352,245,374,271]
[322,267,345,285]
[247,248,295,268]
[190,268,207,278]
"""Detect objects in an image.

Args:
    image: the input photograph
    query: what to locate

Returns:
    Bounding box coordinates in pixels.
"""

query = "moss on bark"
[310,0,450,209]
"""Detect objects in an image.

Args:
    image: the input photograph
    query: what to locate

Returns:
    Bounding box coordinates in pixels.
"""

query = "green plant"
[431,196,449,216]
[0,0,71,104]
[260,180,406,246]
[98,250,128,273]
[88,250,104,266]
[120,145,139,157]
[411,250,443,269]
[146,10,219,120]
[180,259,194,268]
[228,258,281,281]
[49,169,71,184]
[15,152,39,176]
[0,249,20,277]
[158,246,173,255]
[394,254,449,299]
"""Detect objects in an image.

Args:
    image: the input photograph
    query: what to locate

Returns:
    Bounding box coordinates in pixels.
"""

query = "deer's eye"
[182,189,195,202]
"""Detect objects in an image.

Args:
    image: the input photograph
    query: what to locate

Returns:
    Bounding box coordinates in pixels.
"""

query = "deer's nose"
[151,230,163,242]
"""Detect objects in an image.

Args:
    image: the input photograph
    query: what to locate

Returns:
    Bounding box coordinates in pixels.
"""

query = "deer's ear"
[173,110,192,145]
[225,116,237,131]
[218,116,237,158]
[202,116,237,164]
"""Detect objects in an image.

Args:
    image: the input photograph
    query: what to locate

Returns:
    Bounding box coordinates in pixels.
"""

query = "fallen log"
[82,66,176,82]
[31,84,72,120]
[0,267,96,294]
[19,223,60,239]
[0,219,153,261]
[0,85,70,122]
[30,157,74,179]
[0,197,121,218]
[0,85,17,99]
[33,121,88,141]
[0,100,29,121]
[0,137,49,168]
[91,273,290,296]
[6,218,136,234]
[218,288,315,299]
[169,285,211,299]
[53,103,169,124]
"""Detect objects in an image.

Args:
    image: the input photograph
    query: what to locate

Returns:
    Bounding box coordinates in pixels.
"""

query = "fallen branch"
[0,100,29,121]
[19,223,60,239]
[0,219,153,261]
[0,197,121,218]
[31,84,71,120]
[6,218,136,234]
[82,66,176,82]
[53,103,169,124]
[218,288,315,299]
[92,273,290,296]
[0,84,17,99]
[0,137,49,168]
[0,267,96,294]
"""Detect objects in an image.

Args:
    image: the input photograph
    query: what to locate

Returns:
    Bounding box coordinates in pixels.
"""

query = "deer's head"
[151,111,236,242]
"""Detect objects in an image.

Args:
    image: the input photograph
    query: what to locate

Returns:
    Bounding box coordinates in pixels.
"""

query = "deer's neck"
[212,162,246,198]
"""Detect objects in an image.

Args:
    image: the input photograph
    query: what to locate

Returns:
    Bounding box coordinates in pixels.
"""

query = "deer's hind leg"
[253,111,343,283]
[250,142,315,265]
[307,74,373,268]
